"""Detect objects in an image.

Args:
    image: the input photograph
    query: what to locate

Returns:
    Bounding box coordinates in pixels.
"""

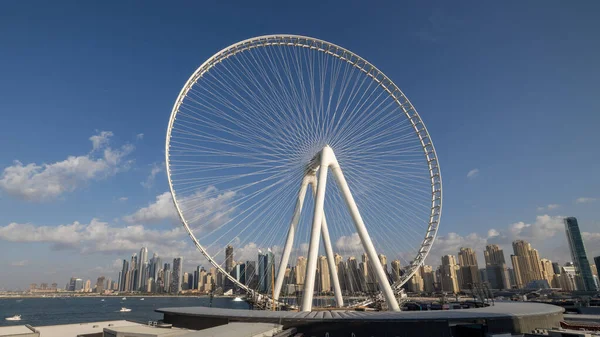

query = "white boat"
[119,307,131,312]
[233,297,244,302]
[101,299,105,302]
[122,297,126,300]
[140,298,144,301]
[5,315,21,321]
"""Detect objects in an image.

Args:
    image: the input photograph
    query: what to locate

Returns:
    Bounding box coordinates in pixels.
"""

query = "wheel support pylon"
[274,146,400,312]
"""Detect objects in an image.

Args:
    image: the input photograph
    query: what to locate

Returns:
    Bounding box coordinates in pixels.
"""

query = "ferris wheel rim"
[165,34,443,307]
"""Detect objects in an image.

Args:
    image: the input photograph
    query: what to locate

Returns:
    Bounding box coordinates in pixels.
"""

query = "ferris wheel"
[166,35,442,311]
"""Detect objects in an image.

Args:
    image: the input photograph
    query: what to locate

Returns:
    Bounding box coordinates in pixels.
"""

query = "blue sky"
[0,1,599,290]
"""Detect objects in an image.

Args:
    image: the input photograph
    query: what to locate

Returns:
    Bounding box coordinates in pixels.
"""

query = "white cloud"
[0,131,134,202]
[10,260,28,267]
[118,197,128,202]
[123,192,178,224]
[335,233,362,252]
[582,232,600,260]
[467,168,479,178]
[136,133,144,140]
[537,204,560,212]
[576,197,597,204]
[141,162,164,189]
[89,131,113,150]
[123,187,236,231]
[0,218,188,256]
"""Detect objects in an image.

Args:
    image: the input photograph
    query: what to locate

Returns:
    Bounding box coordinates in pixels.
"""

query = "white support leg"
[327,148,400,311]
[310,183,344,308]
[320,214,345,307]
[301,153,330,311]
[273,175,313,301]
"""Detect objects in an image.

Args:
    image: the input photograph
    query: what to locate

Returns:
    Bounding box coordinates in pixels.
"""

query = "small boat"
[233,297,244,302]
[140,298,144,301]
[101,299,105,302]
[15,299,23,303]
[121,297,126,300]
[5,315,21,321]
[119,307,131,312]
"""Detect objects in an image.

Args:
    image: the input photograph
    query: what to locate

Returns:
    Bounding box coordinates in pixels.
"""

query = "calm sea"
[0,296,249,327]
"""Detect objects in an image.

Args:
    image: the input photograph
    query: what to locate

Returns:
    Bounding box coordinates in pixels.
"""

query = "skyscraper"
[84,280,91,293]
[440,255,459,293]
[225,245,234,273]
[96,276,106,293]
[171,257,183,294]
[120,259,129,291]
[595,256,600,278]
[540,259,556,288]
[511,240,543,288]
[390,260,401,283]
[245,261,257,288]
[420,265,435,293]
[347,256,361,293]
[137,247,148,291]
[564,217,597,291]
[258,250,266,292]
[295,256,306,286]
[484,244,511,289]
[318,256,331,293]
[457,247,480,290]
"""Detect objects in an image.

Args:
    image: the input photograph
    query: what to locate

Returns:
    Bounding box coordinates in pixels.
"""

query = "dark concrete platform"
[156,302,564,336]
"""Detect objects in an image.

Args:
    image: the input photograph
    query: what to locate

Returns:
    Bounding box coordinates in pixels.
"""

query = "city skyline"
[1,2,600,290]
[21,218,600,294]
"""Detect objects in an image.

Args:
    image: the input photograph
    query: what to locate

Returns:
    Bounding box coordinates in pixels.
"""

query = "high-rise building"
[407,266,424,292]
[390,260,401,283]
[511,240,543,288]
[539,259,555,287]
[68,277,77,291]
[225,245,234,273]
[96,276,106,293]
[594,256,600,278]
[245,261,257,288]
[171,257,183,294]
[559,264,578,291]
[120,259,129,291]
[361,253,376,292]
[440,255,459,293]
[564,217,597,291]
[334,254,347,292]
[421,265,435,293]
[295,256,306,286]
[75,278,83,292]
[457,247,480,290]
[137,247,148,291]
[484,245,510,289]
[318,256,331,293]
[257,249,274,293]
[552,262,561,275]
[347,256,361,293]
[84,280,91,292]
[378,254,388,274]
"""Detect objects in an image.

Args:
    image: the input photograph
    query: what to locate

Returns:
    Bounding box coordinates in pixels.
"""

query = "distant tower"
[137,247,148,291]
[484,244,511,289]
[84,280,91,293]
[171,257,183,294]
[564,217,597,291]
[295,256,306,287]
[120,259,129,291]
[318,256,331,293]
[258,250,267,292]
[391,260,401,283]
[510,240,543,288]
[225,245,234,273]
[457,247,480,290]
[440,255,459,293]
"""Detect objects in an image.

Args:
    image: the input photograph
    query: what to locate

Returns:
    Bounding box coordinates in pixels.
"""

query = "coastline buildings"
[511,240,543,289]
[171,257,183,294]
[457,247,480,290]
[440,255,459,293]
[484,244,511,289]
[564,217,597,291]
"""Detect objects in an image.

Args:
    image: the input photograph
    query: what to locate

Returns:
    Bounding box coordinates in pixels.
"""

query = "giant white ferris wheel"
[166,35,442,311]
